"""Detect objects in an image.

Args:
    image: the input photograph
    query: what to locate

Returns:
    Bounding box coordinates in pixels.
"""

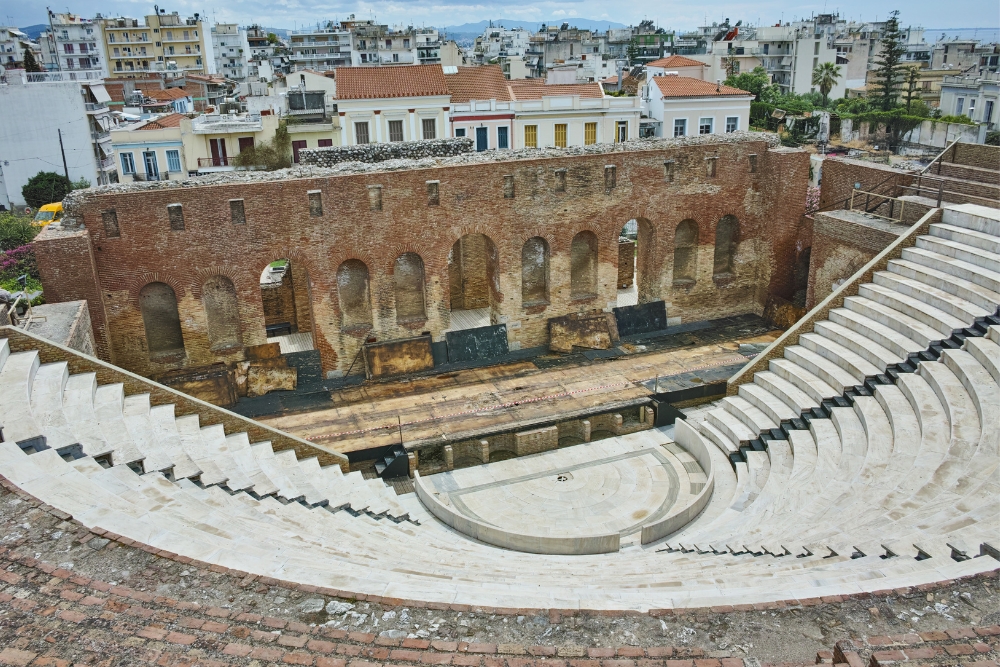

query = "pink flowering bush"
[805,185,820,215]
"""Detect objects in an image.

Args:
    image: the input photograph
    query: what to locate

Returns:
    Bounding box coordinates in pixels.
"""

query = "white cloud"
[551,9,567,16]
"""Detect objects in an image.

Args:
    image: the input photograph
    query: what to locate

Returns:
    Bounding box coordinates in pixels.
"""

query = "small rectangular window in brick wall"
[229,199,246,225]
[368,185,383,211]
[167,203,184,230]
[102,209,120,237]
[426,180,440,206]
[748,153,758,173]
[664,160,676,183]
[503,174,515,199]
[604,165,616,194]
[308,190,323,217]
[554,168,567,192]
[705,156,718,178]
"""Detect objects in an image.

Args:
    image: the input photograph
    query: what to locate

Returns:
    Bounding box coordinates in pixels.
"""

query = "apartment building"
[940,71,998,128]
[40,12,106,76]
[0,27,38,70]
[508,79,640,148]
[0,72,117,207]
[100,10,208,78]
[211,24,250,81]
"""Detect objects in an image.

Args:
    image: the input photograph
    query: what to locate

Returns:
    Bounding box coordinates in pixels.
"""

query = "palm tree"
[812,61,841,107]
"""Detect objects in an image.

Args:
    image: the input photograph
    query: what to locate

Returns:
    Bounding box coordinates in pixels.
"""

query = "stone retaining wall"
[300,138,474,166]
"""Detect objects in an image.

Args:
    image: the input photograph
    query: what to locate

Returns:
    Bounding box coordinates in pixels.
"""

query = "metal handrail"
[919,138,960,176]
[849,189,907,222]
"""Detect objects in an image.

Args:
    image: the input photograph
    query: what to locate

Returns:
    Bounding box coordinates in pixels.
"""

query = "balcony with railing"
[191,113,263,134]
[197,156,232,168]
[84,101,108,113]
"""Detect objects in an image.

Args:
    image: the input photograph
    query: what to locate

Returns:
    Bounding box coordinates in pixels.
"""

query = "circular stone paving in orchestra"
[418,431,707,540]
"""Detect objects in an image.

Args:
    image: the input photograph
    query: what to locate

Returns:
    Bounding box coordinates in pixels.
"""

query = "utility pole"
[57,129,69,180]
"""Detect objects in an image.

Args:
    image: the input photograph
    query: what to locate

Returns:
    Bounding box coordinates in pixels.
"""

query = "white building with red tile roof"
[645,55,708,80]
[334,64,451,146]
[642,74,752,139]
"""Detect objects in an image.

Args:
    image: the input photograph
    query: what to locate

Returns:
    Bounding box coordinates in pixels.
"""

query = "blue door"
[475,127,488,151]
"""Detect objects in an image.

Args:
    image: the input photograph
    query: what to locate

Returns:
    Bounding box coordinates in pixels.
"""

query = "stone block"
[246,365,297,397]
[514,425,558,456]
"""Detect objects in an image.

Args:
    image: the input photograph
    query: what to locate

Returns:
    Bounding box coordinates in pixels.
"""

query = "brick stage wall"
[37,140,808,377]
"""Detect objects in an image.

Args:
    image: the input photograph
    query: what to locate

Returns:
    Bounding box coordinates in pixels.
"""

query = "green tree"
[811,61,841,107]
[267,32,279,44]
[71,177,91,190]
[902,65,922,113]
[625,40,639,65]
[724,66,775,102]
[22,45,42,73]
[21,172,72,209]
[871,10,907,111]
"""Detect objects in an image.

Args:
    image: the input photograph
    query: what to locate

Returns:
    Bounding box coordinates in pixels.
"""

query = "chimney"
[716,78,721,91]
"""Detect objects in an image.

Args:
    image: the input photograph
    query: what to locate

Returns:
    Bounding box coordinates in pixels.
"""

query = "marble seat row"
[0,342,409,523]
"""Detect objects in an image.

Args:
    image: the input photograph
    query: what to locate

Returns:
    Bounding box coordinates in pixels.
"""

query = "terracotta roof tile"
[646,55,708,69]
[145,87,191,101]
[507,80,605,100]
[335,64,450,100]
[137,113,185,130]
[445,65,512,102]
[651,75,751,98]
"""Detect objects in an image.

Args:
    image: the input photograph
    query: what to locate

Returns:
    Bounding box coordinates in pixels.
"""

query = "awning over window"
[88,83,112,104]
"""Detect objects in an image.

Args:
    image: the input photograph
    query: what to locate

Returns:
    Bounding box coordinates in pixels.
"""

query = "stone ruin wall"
[34,137,808,378]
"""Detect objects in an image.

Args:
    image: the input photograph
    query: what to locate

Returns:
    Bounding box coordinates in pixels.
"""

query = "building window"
[166,150,181,172]
[725,116,739,133]
[455,128,466,137]
[498,126,509,149]
[421,118,436,139]
[956,98,964,115]
[388,119,404,142]
[120,152,135,174]
[524,124,537,148]
[616,121,628,142]
[985,100,995,124]
[967,98,976,119]
[554,123,567,148]
[355,121,370,144]
[673,119,687,137]
[699,117,713,134]
[291,140,307,163]
[318,138,333,147]
[584,122,597,145]
[814,41,820,55]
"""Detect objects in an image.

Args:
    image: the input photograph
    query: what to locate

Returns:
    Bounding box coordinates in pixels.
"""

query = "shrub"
[0,211,39,252]
[21,171,72,209]
[935,114,975,126]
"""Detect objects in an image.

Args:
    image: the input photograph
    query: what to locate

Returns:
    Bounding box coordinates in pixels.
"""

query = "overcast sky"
[6,0,998,33]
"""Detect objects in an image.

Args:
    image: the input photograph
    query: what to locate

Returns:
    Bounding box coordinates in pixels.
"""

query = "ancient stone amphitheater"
[1,198,999,664]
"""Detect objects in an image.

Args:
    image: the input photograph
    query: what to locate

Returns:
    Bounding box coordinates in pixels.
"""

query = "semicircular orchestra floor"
[419,433,707,541]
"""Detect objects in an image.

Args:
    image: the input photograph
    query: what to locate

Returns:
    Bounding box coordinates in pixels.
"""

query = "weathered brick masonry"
[35,139,807,378]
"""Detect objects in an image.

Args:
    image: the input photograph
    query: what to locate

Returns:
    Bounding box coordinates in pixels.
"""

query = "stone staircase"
[666,203,1000,567]
[0,342,412,524]
[903,143,1000,209]
[0,204,997,613]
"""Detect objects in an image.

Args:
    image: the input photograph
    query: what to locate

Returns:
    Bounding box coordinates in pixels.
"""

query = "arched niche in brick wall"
[138,282,186,360]
[521,237,550,307]
[202,275,243,351]
[393,252,427,324]
[337,259,374,331]
[713,215,740,278]
[570,230,599,300]
[673,219,699,286]
[448,233,501,313]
